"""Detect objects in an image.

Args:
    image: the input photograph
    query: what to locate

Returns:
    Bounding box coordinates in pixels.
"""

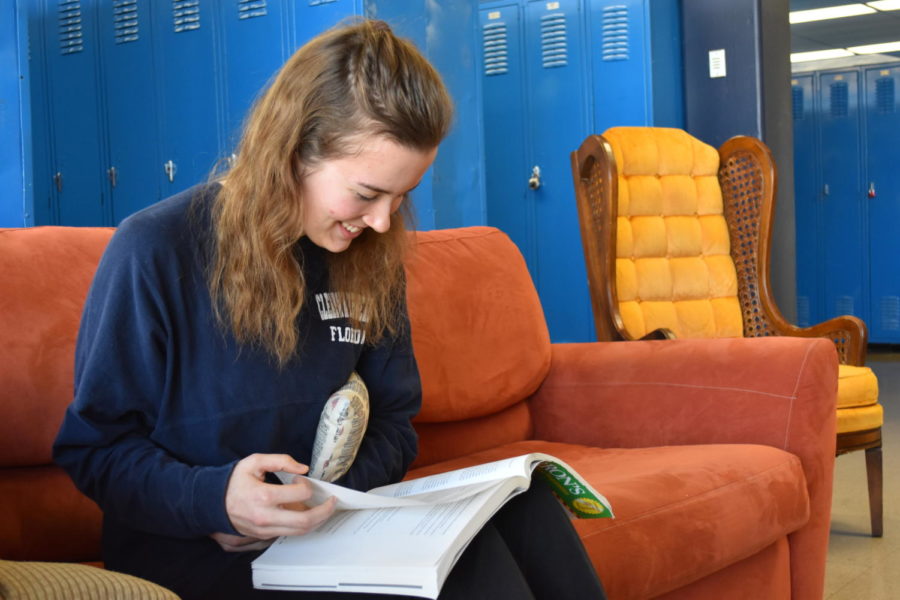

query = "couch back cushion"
[404,227,550,428]
[0,227,114,467]
[0,226,113,560]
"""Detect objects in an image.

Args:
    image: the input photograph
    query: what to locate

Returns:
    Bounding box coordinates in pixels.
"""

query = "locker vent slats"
[601,5,629,61]
[540,13,568,69]
[172,0,201,33]
[58,0,84,55]
[482,22,509,76]
[836,295,854,318]
[238,0,268,20]
[309,0,339,5]
[113,0,140,45]
[792,86,804,120]
[876,77,895,114]
[797,295,810,328]
[882,297,900,331]
[830,81,849,118]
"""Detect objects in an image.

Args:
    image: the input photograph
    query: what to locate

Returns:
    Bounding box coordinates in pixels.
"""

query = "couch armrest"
[529,336,837,600]
[0,560,180,599]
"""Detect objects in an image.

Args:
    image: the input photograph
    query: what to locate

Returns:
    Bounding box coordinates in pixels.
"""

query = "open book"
[252,453,613,598]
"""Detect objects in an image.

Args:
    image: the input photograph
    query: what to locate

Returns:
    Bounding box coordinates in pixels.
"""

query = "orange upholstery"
[1,225,837,600]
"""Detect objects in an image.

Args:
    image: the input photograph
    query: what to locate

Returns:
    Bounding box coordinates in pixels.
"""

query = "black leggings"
[109,480,607,600]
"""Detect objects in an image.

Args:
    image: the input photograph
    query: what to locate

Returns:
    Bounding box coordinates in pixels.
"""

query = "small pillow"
[308,371,369,482]
[0,560,180,600]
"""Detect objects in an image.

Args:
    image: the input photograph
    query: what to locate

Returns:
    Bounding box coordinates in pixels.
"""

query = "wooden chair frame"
[571,132,883,536]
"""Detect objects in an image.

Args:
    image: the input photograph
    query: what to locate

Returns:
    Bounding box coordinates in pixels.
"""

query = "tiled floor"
[824,349,900,599]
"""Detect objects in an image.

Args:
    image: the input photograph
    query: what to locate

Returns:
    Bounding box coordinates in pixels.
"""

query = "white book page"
[276,454,536,511]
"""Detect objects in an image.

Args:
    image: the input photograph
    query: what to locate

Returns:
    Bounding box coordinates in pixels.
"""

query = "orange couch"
[0,225,837,599]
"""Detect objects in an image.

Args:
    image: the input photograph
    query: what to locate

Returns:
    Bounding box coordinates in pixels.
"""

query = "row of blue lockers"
[26,0,682,343]
[27,0,483,232]
[792,62,900,344]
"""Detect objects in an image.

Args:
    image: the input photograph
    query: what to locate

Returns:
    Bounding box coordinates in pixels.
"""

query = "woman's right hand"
[223,453,337,541]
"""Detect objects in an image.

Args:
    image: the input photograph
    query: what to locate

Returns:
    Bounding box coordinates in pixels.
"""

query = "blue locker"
[817,70,867,323]
[792,74,818,327]
[27,5,56,226]
[98,0,162,224]
[586,0,649,132]
[219,1,291,152]
[151,0,222,196]
[865,65,900,342]
[524,0,592,343]
[372,1,484,230]
[294,0,360,45]
[43,0,108,226]
[480,4,535,273]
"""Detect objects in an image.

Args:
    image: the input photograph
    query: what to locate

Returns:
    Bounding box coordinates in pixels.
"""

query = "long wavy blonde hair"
[209,19,453,366]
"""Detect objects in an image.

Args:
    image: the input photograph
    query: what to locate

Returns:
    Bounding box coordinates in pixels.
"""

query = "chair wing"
[718,136,869,365]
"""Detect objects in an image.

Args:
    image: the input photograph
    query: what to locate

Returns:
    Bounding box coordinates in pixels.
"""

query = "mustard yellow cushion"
[0,560,179,600]
[837,404,883,434]
[606,127,743,340]
[837,364,879,409]
[835,364,881,434]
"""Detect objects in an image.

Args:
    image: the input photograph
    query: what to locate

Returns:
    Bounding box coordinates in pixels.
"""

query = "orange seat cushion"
[407,439,809,600]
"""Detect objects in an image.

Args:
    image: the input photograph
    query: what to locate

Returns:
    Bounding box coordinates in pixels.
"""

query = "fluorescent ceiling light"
[790,49,857,62]
[848,40,900,53]
[789,4,876,23]
[867,1,900,10]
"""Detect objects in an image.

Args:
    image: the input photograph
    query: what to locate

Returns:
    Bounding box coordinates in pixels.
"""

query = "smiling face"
[299,135,438,253]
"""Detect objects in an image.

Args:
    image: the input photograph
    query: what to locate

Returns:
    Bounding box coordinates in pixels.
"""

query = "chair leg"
[865,445,883,538]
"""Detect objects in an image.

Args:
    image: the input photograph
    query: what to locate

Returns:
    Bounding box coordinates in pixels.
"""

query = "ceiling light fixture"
[790,49,857,62]
[848,40,900,53]
[866,0,900,10]
[789,3,876,23]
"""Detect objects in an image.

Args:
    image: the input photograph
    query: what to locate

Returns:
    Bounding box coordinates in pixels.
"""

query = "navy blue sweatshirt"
[53,184,421,546]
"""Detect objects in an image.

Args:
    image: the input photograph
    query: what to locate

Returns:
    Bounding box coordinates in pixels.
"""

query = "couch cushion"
[407,439,809,600]
[405,227,551,423]
[0,227,114,467]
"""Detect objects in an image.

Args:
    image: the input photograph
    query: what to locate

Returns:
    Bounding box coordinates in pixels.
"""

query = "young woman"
[54,19,606,600]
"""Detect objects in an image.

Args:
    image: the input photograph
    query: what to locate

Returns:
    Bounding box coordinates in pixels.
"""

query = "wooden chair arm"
[768,314,868,366]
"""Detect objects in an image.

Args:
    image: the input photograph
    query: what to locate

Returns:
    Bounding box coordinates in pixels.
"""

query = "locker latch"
[164,160,177,183]
[53,172,62,193]
[868,182,876,198]
[108,167,118,188]
[528,166,541,190]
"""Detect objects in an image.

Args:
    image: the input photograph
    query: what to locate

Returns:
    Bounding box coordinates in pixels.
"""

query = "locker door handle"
[164,160,177,183]
[53,172,62,193]
[528,166,541,190]
[868,182,876,198]
[823,183,829,196]
[108,167,118,188]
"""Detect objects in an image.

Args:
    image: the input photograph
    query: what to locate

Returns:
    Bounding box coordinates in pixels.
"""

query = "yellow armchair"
[571,126,883,537]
